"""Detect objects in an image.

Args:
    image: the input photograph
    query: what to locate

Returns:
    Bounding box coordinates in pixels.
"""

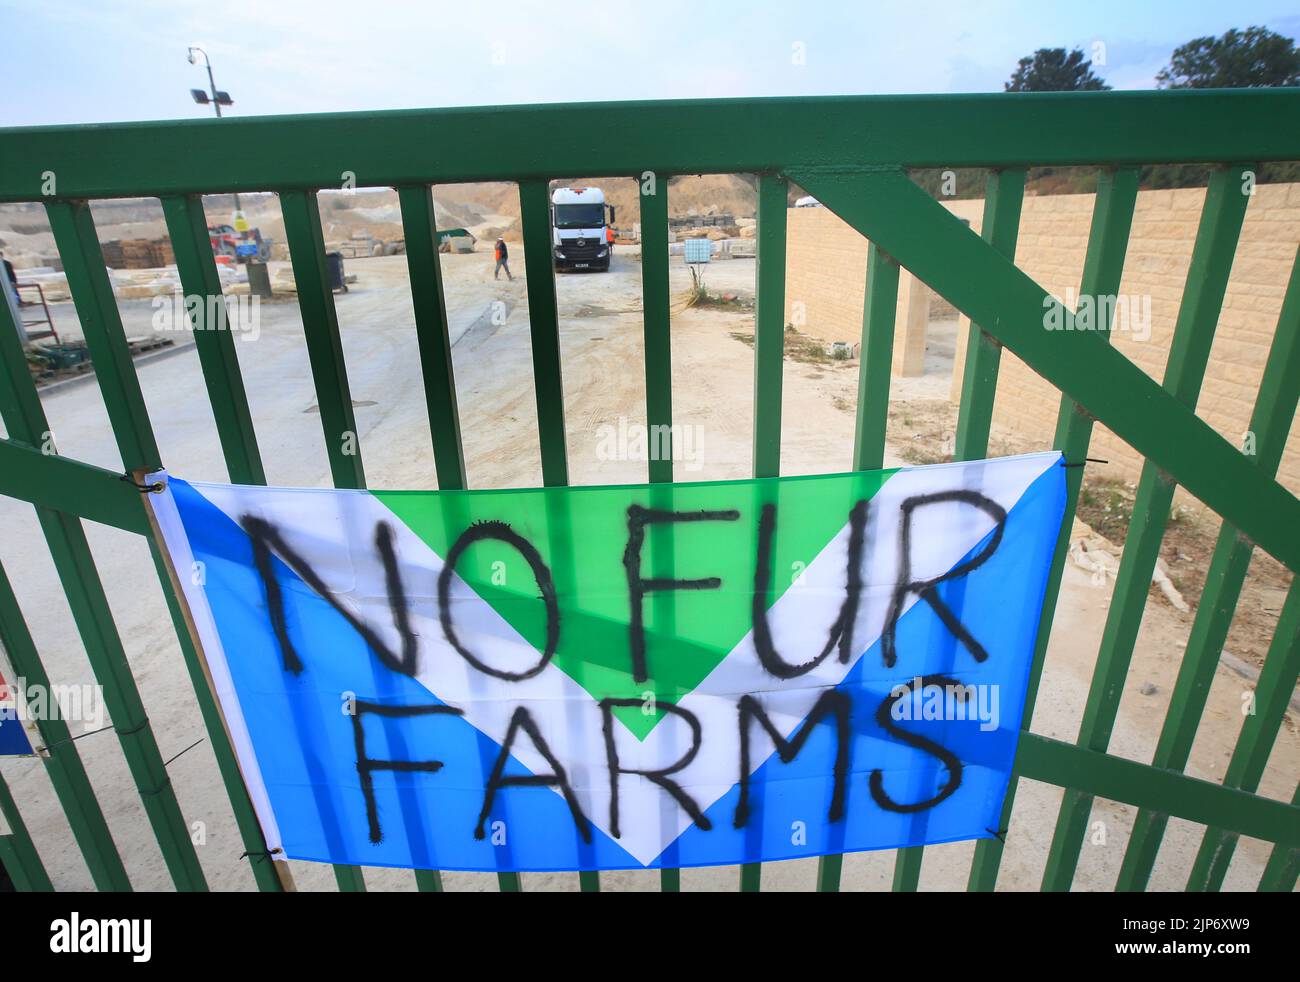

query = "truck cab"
[552,186,614,272]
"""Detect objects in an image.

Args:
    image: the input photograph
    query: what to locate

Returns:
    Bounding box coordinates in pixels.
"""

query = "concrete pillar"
[950,313,972,402]
[892,269,929,377]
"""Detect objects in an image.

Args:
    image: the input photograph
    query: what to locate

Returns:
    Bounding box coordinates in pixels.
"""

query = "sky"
[1,0,1298,127]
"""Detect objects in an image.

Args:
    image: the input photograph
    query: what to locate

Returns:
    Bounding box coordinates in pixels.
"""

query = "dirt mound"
[483,174,756,226]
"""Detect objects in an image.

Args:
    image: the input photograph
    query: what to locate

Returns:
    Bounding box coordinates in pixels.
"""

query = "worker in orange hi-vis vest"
[493,237,513,281]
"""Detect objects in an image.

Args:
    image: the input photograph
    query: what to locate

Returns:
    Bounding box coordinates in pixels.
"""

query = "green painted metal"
[1186,579,1299,891]
[967,167,1140,891]
[333,864,367,892]
[1014,733,1299,847]
[162,194,336,892]
[515,177,586,894]
[1120,242,1300,890]
[751,173,787,485]
[639,172,674,487]
[0,771,53,891]
[0,557,129,889]
[953,168,1025,461]
[37,508,210,892]
[638,172,679,893]
[0,93,1297,893]
[740,172,788,893]
[1040,165,1251,891]
[396,185,461,893]
[161,195,266,486]
[851,244,899,473]
[50,197,275,892]
[1258,784,1300,891]
[891,847,923,892]
[498,872,522,893]
[0,438,148,534]
[281,189,366,490]
[5,92,1300,203]
[1,203,209,891]
[398,185,467,491]
[819,241,902,893]
[280,190,371,892]
[414,870,444,892]
[815,852,843,893]
[894,168,1024,892]
[788,166,1299,572]
[46,201,163,471]
[518,177,569,489]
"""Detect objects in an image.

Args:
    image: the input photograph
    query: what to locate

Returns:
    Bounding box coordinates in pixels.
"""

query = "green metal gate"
[0,90,1296,892]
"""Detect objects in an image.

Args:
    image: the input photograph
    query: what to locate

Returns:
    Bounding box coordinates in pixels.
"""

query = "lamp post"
[187,46,241,214]
[186,45,232,118]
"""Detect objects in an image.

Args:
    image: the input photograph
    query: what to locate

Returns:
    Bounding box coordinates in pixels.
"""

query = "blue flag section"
[150,452,1067,872]
[0,671,34,757]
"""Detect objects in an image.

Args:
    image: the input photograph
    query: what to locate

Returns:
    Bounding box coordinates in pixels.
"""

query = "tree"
[1156,26,1300,88]
[1005,48,1110,91]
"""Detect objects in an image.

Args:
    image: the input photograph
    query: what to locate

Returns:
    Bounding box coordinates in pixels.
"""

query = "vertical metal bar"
[1041,164,1252,891]
[1186,579,1299,890]
[638,171,682,892]
[279,189,372,892]
[896,168,1024,892]
[514,177,581,892]
[330,864,366,892]
[952,168,1026,458]
[1120,242,1300,890]
[639,171,674,487]
[967,167,1139,891]
[390,184,467,894]
[818,240,901,893]
[33,200,209,891]
[167,193,367,891]
[741,172,788,893]
[412,869,444,892]
[0,363,130,891]
[46,201,162,469]
[815,852,844,893]
[852,244,900,473]
[398,185,467,492]
[1258,783,1300,892]
[280,189,366,489]
[751,173,788,483]
[0,560,128,889]
[0,770,53,891]
[161,195,265,485]
[399,184,526,894]
[48,204,295,892]
[517,177,569,488]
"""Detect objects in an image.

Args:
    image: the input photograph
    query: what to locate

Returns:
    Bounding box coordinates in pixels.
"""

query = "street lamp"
[186,46,233,117]
[186,46,242,221]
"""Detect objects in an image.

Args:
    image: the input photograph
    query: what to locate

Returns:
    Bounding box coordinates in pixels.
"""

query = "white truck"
[551,186,615,272]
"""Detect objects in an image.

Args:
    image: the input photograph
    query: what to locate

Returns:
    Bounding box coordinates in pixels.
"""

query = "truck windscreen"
[554,203,605,229]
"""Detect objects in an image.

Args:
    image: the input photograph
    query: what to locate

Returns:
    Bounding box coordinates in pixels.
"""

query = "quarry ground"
[1,247,1293,892]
